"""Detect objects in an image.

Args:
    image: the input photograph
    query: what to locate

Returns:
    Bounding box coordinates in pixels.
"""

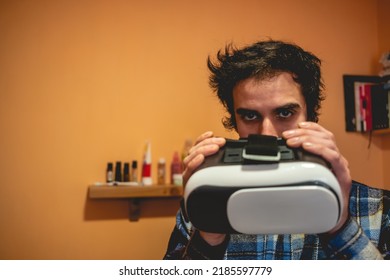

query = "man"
[164,40,390,259]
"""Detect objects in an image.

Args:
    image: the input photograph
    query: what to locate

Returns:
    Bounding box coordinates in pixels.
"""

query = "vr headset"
[184,134,343,235]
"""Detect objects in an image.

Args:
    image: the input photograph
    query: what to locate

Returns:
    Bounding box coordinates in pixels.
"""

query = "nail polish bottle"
[106,162,114,183]
[123,162,130,182]
[115,161,122,182]
[131,160,138,183]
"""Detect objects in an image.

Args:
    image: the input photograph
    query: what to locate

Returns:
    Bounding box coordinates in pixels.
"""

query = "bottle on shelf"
[157,157,166,185]
[130,160,138,183]
[171,151,183,186]
[106,162,114,183]
[123,162,130,182]
[115,161,122,182]
[141,141,152,186]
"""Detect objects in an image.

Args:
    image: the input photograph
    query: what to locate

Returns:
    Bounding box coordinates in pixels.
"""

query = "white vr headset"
[184,134,343,235]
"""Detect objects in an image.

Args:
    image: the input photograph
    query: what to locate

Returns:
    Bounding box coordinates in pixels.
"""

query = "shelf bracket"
[129,198,141,222]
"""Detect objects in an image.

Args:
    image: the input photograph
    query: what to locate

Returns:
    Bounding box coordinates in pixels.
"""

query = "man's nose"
[259,118,278,137]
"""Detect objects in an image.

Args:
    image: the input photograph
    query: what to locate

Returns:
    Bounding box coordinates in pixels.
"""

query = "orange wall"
[0,0,387,260]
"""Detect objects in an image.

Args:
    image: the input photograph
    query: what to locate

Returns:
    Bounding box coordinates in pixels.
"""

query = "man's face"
[233,72,307,138]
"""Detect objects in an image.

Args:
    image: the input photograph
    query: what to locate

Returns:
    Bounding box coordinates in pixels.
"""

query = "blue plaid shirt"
[164,181,390,260]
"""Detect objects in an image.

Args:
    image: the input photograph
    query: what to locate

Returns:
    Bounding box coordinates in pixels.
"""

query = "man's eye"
[277,109,294,119]
[243,112,259,121]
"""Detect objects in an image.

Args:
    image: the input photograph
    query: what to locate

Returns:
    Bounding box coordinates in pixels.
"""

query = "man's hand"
[282,122,352,233]
[182,131,227,246]
[182,131,226,186]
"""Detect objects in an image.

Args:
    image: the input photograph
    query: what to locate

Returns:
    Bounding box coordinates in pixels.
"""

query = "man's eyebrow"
[236,108,259,115]
[274,103,302,112]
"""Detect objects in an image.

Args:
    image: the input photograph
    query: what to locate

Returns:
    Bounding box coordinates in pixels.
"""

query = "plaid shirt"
[164,181,390,260]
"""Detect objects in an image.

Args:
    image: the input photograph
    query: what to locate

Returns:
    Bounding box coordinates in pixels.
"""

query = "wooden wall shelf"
[372,128,390,135]
[88,184,183,199]
[88,184,183,221]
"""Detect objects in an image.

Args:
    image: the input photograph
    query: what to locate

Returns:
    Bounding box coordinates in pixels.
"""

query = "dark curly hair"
[207,40,325,131]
